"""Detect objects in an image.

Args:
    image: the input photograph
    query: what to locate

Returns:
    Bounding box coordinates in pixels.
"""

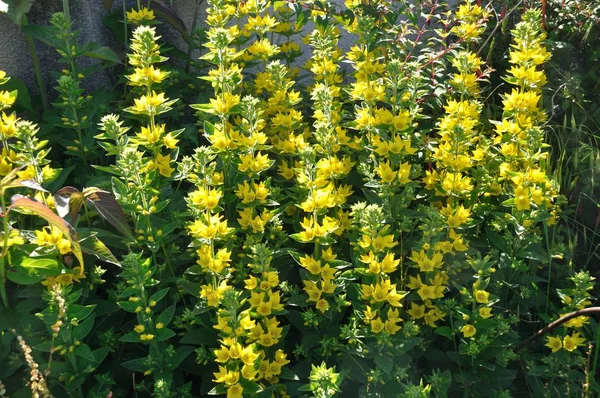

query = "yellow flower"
[0,112,17,137]
[418,284,439,301]
[128,66,168,86]
[545,335,562,353]
[137,124,164,144]
[461,324,476,338]
[126,7,155,23]
[134,324,145,333]
[474,290,489,304]
[376,161,396,184]
[1,228,24,247]
[227,384,243,398]
[397,162,412,184]
[190,187,222,210]
[210,92,240,115]
[563,332,586,352]
[478,307,493,319]
[371,317,385,334]
[35,226,72,255]
[514,185,530,211]
[247,38,280,59]
[315,299,329,313]
[139,334,155,341]
[407,303,425,319]
[563,315,589,328]
[440,204,471,228]
[0,90,16,109]
[502,89,540,114]
[131,91,173,115]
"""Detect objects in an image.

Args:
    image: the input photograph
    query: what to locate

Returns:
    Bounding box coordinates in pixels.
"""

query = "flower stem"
[1,194,10,309]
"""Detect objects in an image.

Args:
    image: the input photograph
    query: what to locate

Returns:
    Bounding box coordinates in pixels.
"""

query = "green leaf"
[179,328,217,346]
[75,344,95,362]
[68,304,95,322]
[168,346,194,370]
[119,332,140,343]
[153,328,176,342]
[4,178,47,192]
[21,24,60,46]
[2,0,35,25]
[0,75,33,112]
[121,358,148,372]
[374,355,394,375]
[485,229,509,253]
[89,347,110,371]
[434,326,453,338]
[72,315,95,341]
[149,287,170,303]
[19,257,61,272]
[6,266,43,285]
[9,195,84,273]
[83,42,121,64]
[279,367,300,381]
[179,280,200,298]
[156,304,176,327]
[239,379,263,394]
[78,230,120,266]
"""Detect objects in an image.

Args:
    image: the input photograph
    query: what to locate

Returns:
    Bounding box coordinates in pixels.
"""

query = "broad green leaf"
[83,42,121,64]
[21,24,60,46]
[149,287,170,303]
[119,332,140,343]
[156,304,176,326]
[6,266,43,284]
[78,230,120,266]
[72,315,94,340]
[2,0,35,25]
[150,0,190,43]
[374,355,394,375]
[121,358,147,372]
[75,344,95,362]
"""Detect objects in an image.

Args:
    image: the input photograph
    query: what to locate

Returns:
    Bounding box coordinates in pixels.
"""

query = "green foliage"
[0,1,599,397]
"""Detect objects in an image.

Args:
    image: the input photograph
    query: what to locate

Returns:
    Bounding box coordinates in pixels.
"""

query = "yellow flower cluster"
[125,6,155,24]
[188,1,295,395]
[494,11,558,224]
[405,1,490,329]
[35,226,72,255]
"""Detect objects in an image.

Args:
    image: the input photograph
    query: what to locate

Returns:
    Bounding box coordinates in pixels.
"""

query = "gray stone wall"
[0,0,373,98]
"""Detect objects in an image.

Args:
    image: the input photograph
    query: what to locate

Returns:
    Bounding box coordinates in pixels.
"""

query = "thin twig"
[515,307,600,353]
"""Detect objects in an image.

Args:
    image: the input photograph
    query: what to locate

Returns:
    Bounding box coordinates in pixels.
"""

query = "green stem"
[68,353,84,398]
[122,0,129,49]
[590,319,600,392]
[62,0,70,23]
[1,193,10,308]
[0,257,8,309]
[23,17,50,114]
[185,0,202,74]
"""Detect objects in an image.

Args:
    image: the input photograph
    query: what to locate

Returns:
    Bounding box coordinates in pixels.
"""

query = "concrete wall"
[0,0,372,98]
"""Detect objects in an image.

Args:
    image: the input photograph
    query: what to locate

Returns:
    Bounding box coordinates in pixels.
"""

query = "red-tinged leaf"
[54,186,84,221]
[83,187,133,239]
[5,179,48,192]
[150,0,190,43]
[8,195,84,273]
